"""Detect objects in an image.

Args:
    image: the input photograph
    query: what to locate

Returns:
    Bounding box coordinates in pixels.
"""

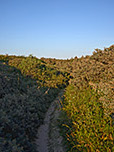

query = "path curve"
[35,90,66,152]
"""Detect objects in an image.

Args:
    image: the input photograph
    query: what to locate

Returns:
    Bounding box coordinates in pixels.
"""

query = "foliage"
[8,56,70,88]
[0,45,114,151]
[59,46,114,151]
[0,62,59,151]
[60,85,114,151]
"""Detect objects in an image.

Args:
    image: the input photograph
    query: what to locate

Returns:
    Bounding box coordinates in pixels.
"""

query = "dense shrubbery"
[8,55,70,88]
[0,45,114,151]
[59,46,114,151]
[0,60,66,151]
[60,85,114,151]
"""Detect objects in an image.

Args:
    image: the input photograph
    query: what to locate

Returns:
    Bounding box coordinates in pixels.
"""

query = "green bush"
[8,56,69,88]
[0,62,59,151]
[60,85,114,151]
[0,45,114,151]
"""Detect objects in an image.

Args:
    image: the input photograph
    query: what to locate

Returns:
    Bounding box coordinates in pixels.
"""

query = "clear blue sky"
[0,0,114,59]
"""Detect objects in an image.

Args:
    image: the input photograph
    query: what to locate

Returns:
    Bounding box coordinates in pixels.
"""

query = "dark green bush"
[0,62,59,151]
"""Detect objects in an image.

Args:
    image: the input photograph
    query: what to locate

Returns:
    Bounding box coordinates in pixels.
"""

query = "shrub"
[60,85,114,151]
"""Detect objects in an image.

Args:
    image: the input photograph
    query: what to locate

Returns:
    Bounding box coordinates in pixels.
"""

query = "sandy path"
[35,90,65,152]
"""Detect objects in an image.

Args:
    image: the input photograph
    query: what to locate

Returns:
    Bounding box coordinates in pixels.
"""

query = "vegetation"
[0,56,69,151]
[8,55,70,88]
[60,86,114,151]
[0,45,114,151]
[59,45,114,151]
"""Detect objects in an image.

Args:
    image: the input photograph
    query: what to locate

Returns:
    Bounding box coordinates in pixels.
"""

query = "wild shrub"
[8,56,69,88]
[60,85,114,151]
[0,62,59,151]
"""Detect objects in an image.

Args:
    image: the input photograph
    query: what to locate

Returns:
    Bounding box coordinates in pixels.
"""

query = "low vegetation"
[0,56,69,151]
[59,45,114,151]
[0,45,114,151]
[60,85,114,151]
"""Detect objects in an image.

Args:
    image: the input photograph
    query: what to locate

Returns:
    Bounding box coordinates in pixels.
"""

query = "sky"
[0,0,114,59]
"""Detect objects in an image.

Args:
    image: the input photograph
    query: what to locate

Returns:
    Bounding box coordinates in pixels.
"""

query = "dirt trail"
[35,90,66,152]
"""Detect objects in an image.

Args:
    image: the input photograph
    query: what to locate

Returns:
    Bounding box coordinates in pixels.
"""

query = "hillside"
[0,45,114,152]
[0,56,69,151]
[59,45,114,151]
